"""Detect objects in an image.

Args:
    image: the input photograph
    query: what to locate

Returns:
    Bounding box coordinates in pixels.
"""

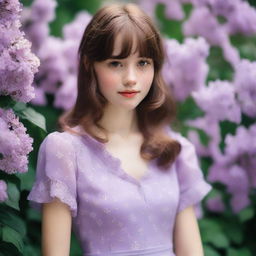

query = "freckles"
[99,70,118,89]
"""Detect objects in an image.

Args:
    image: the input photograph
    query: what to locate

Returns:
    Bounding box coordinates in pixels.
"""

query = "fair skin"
[42,33,204,256]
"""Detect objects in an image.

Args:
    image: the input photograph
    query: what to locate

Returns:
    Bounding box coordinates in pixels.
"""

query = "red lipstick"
[118,90,139,98]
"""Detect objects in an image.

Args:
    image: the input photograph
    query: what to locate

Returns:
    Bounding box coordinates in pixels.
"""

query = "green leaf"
[207,46,234,81]
[200,219,229,248]
[0,96,16,109]
[210,233,230,248]
[5,181,20,211]
[13,103,47,131]
[238,206,254,222]
[227,248,252,256]
[203,245,221,256]
[2,226,24,253]
[0,241,21,256]
[0,205,26,237]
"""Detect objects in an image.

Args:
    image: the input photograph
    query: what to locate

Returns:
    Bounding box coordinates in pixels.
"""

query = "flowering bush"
[1,0,255,255]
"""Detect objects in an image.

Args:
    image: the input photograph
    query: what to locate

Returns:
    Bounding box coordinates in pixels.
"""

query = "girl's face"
[93,34,154,110]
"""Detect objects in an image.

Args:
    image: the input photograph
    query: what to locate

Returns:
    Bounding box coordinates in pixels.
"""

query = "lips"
[118,91,140,93]
[118,91,139,98]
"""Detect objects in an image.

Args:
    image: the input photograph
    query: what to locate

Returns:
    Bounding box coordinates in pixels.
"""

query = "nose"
[123,66,137,86]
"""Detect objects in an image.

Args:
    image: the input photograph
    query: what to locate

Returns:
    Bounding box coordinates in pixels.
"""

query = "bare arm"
[42,197,72,256]
[173,206,204,256]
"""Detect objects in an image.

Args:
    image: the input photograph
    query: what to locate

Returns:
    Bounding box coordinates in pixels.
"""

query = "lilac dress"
[27,125,212,256]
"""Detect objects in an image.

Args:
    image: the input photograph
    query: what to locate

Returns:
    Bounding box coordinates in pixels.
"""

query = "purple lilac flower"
[30,0,57,23]
[29,11,91,110]
[138,0,185,20]
[208,164,250,213]
[35,36,68,94]
[234,59,256,118]
[0,21,22,52]
[191,80,241,123]
[182,6,240,66]
[186,129,210,157]
[206,195,225,213]
[62,11,92,74]
[186,116,224,161]
[54,74,77,110]
[225,125,256,187]
[162,37,209,101]
[21,0,57,53]
[223,0,256,36]
[0,36,40,102]
[0,180,8,202]
[0,108,33,174]
[207,124,256,213]
[0,0,22,27]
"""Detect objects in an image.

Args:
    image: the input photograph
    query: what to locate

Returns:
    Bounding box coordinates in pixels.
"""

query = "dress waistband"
[83,245,174,256]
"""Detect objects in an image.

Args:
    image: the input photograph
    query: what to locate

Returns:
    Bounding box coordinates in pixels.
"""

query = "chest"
[104,135,150,180]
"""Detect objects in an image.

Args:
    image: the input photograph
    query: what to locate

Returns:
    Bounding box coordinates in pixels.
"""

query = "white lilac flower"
[191,80,241,123]
[162,37,209,101]
[0,108,33,174]
[0,180,8,202]
[234,59,256,118]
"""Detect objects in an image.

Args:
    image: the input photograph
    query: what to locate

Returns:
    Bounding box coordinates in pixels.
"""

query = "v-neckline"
[75,126,153,185]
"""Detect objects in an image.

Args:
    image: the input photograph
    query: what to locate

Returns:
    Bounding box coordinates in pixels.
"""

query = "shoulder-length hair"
[58,3,181,170]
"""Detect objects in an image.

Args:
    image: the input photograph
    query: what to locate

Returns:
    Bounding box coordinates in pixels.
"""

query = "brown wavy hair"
[58,3,181,170]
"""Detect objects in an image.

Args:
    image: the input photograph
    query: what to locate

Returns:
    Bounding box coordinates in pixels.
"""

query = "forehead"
[111,32,139,57]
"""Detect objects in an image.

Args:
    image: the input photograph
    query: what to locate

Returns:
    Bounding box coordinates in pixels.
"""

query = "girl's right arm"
[42,198,72,256]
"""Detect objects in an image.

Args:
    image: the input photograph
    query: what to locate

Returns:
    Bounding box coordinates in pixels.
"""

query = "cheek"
[141,70,154,88]
[97,69,119,92]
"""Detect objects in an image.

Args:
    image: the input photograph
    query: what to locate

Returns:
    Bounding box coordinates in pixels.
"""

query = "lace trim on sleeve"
[27,177,77,218]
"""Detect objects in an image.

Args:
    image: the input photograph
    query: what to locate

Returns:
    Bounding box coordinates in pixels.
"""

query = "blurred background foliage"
[0,0,255,255]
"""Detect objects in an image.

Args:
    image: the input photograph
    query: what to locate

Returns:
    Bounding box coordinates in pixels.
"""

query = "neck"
[98,104,139,139]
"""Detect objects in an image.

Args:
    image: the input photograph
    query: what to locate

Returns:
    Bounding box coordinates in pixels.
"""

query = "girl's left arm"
[173,206,204,256]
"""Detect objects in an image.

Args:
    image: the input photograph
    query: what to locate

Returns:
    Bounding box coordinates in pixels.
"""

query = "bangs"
[96,22,159,62]
[109,26,158,60]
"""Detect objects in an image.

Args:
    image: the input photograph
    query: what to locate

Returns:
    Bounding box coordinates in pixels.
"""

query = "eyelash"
[108,60,151,68]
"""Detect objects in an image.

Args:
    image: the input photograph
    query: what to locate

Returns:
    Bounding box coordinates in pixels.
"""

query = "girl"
[27,3,212,256]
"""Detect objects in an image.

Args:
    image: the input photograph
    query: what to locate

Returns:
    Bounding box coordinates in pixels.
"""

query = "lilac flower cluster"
[26,11,91,110]
[162,37,209,101]
[0,0,40,103]
[21,0,56,53]
[234,60,256,118]
[207,125,256,213]
[0,108,33,174]
[191,80,241,123]
[138,0,185,20]
[197,0,256,36]
[182,6,240,67]
[0,180,8,202]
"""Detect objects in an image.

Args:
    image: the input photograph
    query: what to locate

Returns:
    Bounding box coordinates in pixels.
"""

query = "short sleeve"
[27,132,78,217]
[166,127,212,214]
